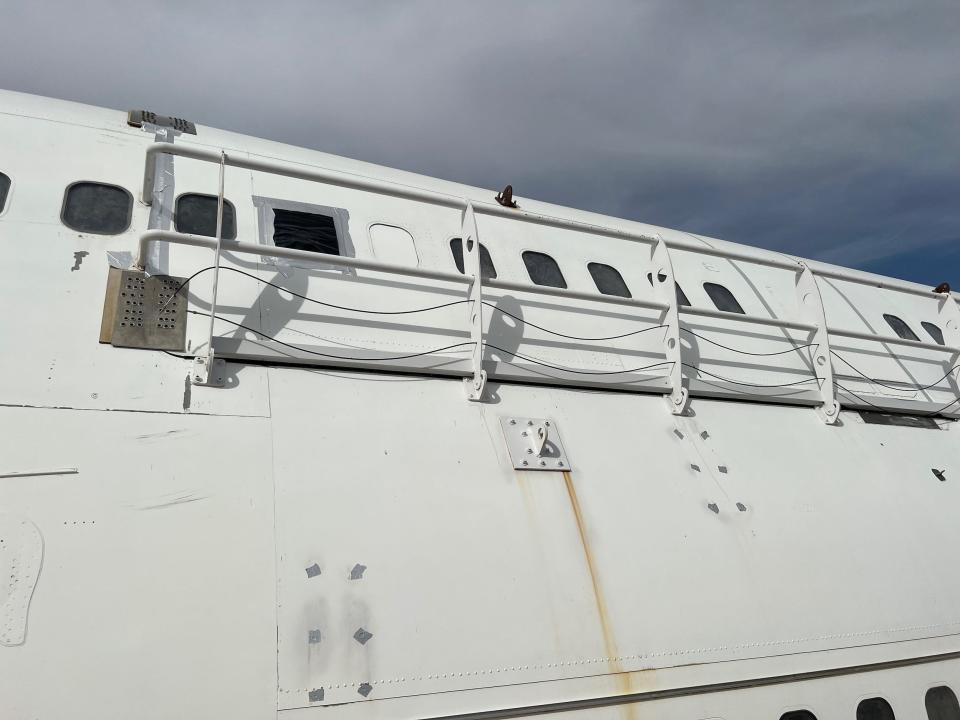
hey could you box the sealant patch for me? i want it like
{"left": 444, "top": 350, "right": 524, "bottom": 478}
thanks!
{"left": 308, "top": 688, "right": 324, "bottom": 703}
{"left": 353, "top": 627, "right": 373, "bottom": 645}
{"left": 350, "top": 563, "right": 367, "bottom": 580}
{"left": 358, "top": 683, "right": 373, "bottom": 697}
{"left": 0, "top": 515, "right": 44, "bottom": 646}
{"left": 305, "top": 563, "right": 321, "bottom": 578}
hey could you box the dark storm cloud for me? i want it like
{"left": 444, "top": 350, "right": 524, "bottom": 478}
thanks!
{"left": 2, "top": 0, "right": 958, "bottom": 283}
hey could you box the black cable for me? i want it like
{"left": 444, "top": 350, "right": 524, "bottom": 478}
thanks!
{"left": 833, "top": 379, "right": 960, "bottom": 418}
{"left": 482, "top": 303, "right": 667, "bottom": 341}
{"left": 682, "top": 363, "right": 822, "bottom": 389}
{"left": 192, "top": 310, "right": 674, "bottom": 377}
{"left": 187, "top": 310, "right": 475, "bottom": 361}
{"left": 830, "top": 349, "right": 960, "bottom": 392}
{"left": 170, "top": 264, "right": 668, "bottom": 341}
{"left": 484, "top": 343, "right": 673, "bottom": 376}
{"left": 680, "top": 328, "right": 817, "bottom": 357}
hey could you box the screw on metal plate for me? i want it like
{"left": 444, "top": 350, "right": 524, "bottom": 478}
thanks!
{"left": 500, "top": 417, "right": 569, "bottom": 471}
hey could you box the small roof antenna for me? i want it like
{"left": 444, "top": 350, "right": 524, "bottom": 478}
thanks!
{"left": 495, "top": 185, "right": 518, "bottom": 209}
{"left": 934, "top": 282, "right": 951, "bottom": 294}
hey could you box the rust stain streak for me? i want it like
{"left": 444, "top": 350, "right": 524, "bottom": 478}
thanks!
{"left": 562, "top": 471, "right": 637, "bottom": 720}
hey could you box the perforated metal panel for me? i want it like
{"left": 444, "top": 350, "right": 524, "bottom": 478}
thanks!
{"left": 106, "top": 270, "right": 188, "bottom": 351}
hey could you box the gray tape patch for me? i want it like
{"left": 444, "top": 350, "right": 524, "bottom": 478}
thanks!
{"left": 308, "top": 688, "right": 324, "bottom": 703}
{"left": 308, "top": 629, "right": 322, "bottom": 644}
{"left": 353, "top": 627, "right": 373, "bottom": 645}
{"left": 358, "top": 683, "right": 372, "bottom": 697}
{"left": 305, "top": 563, "right": 321, "bottom": 578}
{"left": 350, "top": 563, "right": 367, "bottom": 580}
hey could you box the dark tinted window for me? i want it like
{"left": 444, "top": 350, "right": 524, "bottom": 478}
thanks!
{"left": 703, "top": 282, "right": 744, "bottom": 314}
{"left": 0, "top": 172, "right": 9, "bottom": 213}
{"left": 273, "top": 208, "right": 339, "bottom": 254}
{"left": 922, "top": 321, "right": 945, "bottom": 346}
{"left": 523, "top": 251, "right": 566, "bottom": 288}
{"left": 62, "top": 182, "right": 132, "bottom": 234}
{"left": 175, "top": 194, "right": 236, "bottom": 240}
{"left": 676, "top": 283, "right": 691, "bottom": 307}
{"left": 927, "top": 686, "right": 960, "bottom": 720}
{"left": 779, "top": 712, "right": 817, "bottom": 720}
{"left": 450, "top": 238, "right": 497, "bottom": 280}
{"left": 883, "top": 314, "right": 920, "bottom": 341}
{"left": 857, "top": 697, "right": 895, "bottom": 720}
{"left": 588, "top": 263, "right": 631, "bottom": 298}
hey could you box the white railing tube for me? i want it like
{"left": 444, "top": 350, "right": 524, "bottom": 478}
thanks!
{"left": 827, "top": 327, "right": 960, "bottom": 354}
{"left": 135, "top": 230, "right": 471, "bottom": 285}
{"left": 679, "top": 305, "right": 818, "bottom": 333}
{"left": 485, "top": 278, "right": 669, "bottom": 312}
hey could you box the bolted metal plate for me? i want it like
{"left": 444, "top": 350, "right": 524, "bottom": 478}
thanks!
{"left": 108, "top": 270, "right": 188, "bottom": 351}
{"left": 500, "top": 417, "right": 569, "bottom": 471}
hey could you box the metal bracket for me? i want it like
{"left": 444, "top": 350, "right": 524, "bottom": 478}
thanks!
{"left": 796, "top": 262, "right": 839, "bottom": 424}
{"left": 192, "top": 352, "right": 226, "bottom": 387}
{"left": 462, "top": 202, "right": 487, "bottom": 401}
{"left": 651, "top": 236, "right": 688, "bottom": 415}
{"left": 500, "top": 417, "right": 569, "bottom": 470}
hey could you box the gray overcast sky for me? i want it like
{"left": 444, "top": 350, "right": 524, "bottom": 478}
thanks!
{"left": 2, "top": 1, "right": 959, "bottom": 284}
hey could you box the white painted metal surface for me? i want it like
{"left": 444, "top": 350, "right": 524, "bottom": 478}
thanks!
{"left": 1, "top": 89, "right": 960, "bottom": 720}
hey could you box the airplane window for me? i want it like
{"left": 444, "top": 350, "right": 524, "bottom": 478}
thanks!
{"left": 61, "top": 181, "right": 132, "bottom": 235}
{"left": 0, "top": 172, "right": 9, "bottom": 213}
{"left": 450, "top": 238, "right": 497, "bottom": 280}
{"left": 779, "top": 711, "right": 817, "bottom": 720}
{"left": 703, "top": 282, "right": 745, "bottom": 314}
{"left": 926, "top": 686, "right": 960, "bottom": 720}
{"left": 588, "top": 263, "right": 631, "bottom": 298}
{"left": 273, "top": 208, "right": 339, "bottom": 254}
{"left": 857, "top": 697, "right": 895, "bottom": 720}
{"left": 676, "top": 283, "right": 691, "bottom": 307}
{"left": 883, "top": 314, "right": 920, "bottom": 342}
{"left": 175, "top": 194, "right": 237, "bottom": 240}
{"left": 523, "top": 251, "right": 566, "bottom": 288}
{"left": 922, "top": 321, "right": 946, "bottom": 346}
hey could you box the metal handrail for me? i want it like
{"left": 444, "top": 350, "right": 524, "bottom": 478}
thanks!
{"left": 138, "top": 143, "right": 960, "bottom": 413}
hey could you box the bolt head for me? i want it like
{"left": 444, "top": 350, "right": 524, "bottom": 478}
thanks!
{"left": 539, "top": 460, "right": 546, "bottom": 466}
{"left": 509, "top": 419, "right": 516, "bottom": 425}
{"left": 526, "top": 448, "right": 533, "bottom": 454}
{"left": 557, "top": 460, "right": 564, "bottom": 467}
{"left": 527, "top": 420, "right": 534, "bottom": 426}
{"left": 521, "top": 460, "right": 528, "bottom": 466}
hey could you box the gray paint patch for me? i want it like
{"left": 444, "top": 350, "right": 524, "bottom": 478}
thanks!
{"left": 707, "top": 503, "right": 719, "bottom": 514}
{"left": 358, "top": 683, "right": 373, "bottom": 697}
{"left": 308, "top": 688, "right": 324, "bottom": 703}
{"left": 690, "top": 463, "right": 700, "bottom": 472}
{"left": 736, "top": 502, "right": 747, "bottom": 512}
{"left": 718, "top": 465, "right": 728, "bottom": 474}
{"left": 700, "top": 430, "right": 709, "bottom": 439}
{"left": 308, "top": 629, "right": 322, "bottom": 644}
{"left": 182, "top": 374, "right": 191, "bottom": 411}
{"left": 673, "top": 429, "right": 684, "bottom": 439}
{"left": 305, "top": 563, "right": 321, "bottom": 578}
{"left": 350, "top": 563, "right": 367, "bottom": 580}
{"left": 353, "top": 627, "right": 373, "bottom": 644}
{"left": 71, "top": 250, "right": 88, "bottom": 271}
